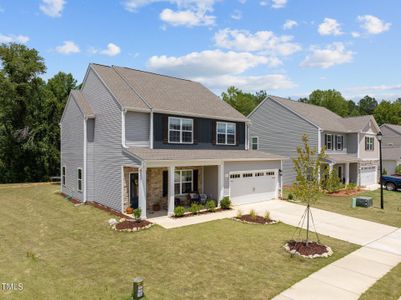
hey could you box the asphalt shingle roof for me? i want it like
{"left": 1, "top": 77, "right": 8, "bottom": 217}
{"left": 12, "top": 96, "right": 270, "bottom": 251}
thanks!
{"left": 381, "top": 124, "right": 401, "bottom": 135}
{"left": 70, "top": 90, "right": 95, "bottom": 118}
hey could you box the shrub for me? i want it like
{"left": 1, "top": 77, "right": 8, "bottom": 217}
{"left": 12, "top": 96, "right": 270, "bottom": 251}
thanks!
{"left": 249, "top": 209, "right": 257, "bottom": 220}
{"left": 189, "top": 203, "right": 202, "bottom": 215}
{"left": 220, "top": 197, "right": 231, "bottom": 209}
{"left": 236, "top": 210, "right": 242, "bottom": 218}
{"left": 395, "top": 165, "right": 401, "bottom": 175}
{"left": 383, "top": 168, "right": 387, "bottom": 176}
{"left": 263, "top": 211, "right": 270, "bottom": 221}
{"left": 174, "top": 206, "right": 185, "bottom": 217}
{"left": 206, "top": 200, "right": 216, "bottom": 212}
{"left": 133, "top": 208, "right": 142, "bottom": 220}
{"left": 288, "top": 193, "right": 294, "bottom": 200}
{"left": 323, "top": 170, "right": 342, "bottom": 193}
{"left": 346, "top": 183, "right": 357, "bottom": 191}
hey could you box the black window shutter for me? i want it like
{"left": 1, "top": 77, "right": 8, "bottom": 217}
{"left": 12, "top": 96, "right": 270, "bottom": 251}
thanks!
{"left": 193, "top": 119, "right": 199, "bottom": 144}
{"left": 236, "top": 123, "right": 240, "bottom": 145}
{"left": 372, "top": 138, "right": 374, "bottom": 151}
{"left": 162, "top": 171, "right": 168, "bottom": 197}
{"left": 163, "top": 115, "right": 168, "bottom": 144}
{"left": 211, "top": 120, "right": 216, "bottom": 145}
{"left": 365, "top": 137, "right": 368, "bottom": 150}
{"left": 193, "top": 169, "right": 199, "bottom": 192}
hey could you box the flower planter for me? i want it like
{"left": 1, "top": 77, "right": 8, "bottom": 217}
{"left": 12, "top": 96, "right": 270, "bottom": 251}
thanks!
{"left": 126, "top": 207, "right": 133, "bottom": 214}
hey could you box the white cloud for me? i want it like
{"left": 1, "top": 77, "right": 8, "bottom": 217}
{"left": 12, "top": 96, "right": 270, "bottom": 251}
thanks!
{"left": 283, "top": 19, "right": 298, "bottom": 30}
{"left": 0, "top": 34, "right": 30, "bottom": 44}
{"left": 214, "top": 28, "right": 301, "bottom": 57}
{"left": 231, "top": 10, "right": 242, "bottom": 20}
{"left": 300, "top": 42, "right": 353, "bottom": 69}
{"left": 318, "top": 18, "right": 343, "bottom": 36}
{"left": 347, "top": 84, "right": 401, "bottom": 93}
{"left": 272, "top": 0, "right": 287, "bottom": 9}
{"left": 259, "top": 1, "right": 268, "bottom": 6}
{"left": 123, "top": 0, "right": 217, "bottom": 27}
{"left": 357, "top": 15, "right": 391, "bottom": 35}
{"left": 160, "top": 8, "right": 215, "bottom": 26}
{"left": 40, "top": 0, "right": 65, "bottom": 17}
{"left": 351, "top": 31, "right": 360, "bottom": 38}
{"left": 55, "top": 41, "right": 80, "bottom": 54}
{"left": 194, "top": 74, "right": 296, "bottom": 91}
{"left": 89, "top": 43, "right": 121, "bottom": 56}
{"left": 148, "top": 50, "right": 279, "bottom": 77}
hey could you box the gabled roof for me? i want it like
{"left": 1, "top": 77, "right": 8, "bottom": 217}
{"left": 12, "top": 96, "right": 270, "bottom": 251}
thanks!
{"left": 125, "top": 147, "right": 287, "bottom": 162}
{"left": 325, "top": 154, "right": 360, "bottom": 164}
{"left": 70, "top": 90, "right": 95, "bottom": 119}
{"left": 264, "top": 96, "right": 379, "bottom": 133}
{"left": 382, "top": 146, "right": 401, "bottom": 161}
{"left": 89, "top": 64, "right": 248, "bottom": 122}
{"left": 381, "top": 124, "right": 401, "bottom": 135}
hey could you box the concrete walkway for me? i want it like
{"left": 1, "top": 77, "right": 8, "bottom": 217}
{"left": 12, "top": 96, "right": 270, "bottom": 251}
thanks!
{"left": 150, "top": 200, "right": 401, "bottom": 299}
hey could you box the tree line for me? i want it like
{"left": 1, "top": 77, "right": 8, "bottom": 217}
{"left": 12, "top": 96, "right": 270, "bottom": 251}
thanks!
{"left": 222, "top": 87, "right": 401, "bottom": 125}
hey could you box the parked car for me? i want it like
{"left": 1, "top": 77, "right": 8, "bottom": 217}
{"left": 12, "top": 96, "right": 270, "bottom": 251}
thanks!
{"left": 382, "top": 175, "right": 401, "bottom": 191}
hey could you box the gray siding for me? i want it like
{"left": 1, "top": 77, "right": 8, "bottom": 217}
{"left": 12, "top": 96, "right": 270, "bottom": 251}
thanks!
{"left": 249, "top": 99, "right": 319, "bottom": 185}
{"left": 347, "top": 133, "right": 358, "bottom": 154}
{"left": 204, "top": 165, "right": 218, "bottom": 200}
{"left": 359, "top": 132, "right": 379, "bottom": 160}
{"left": 381, "top": 126, "right": 401, "bottom": 147}
{"left": 81, "top": 69, "right": 140, "bottom": 211}
{"left": 86, "top": 119, "right": 95, "bottom": 200}
{"left": 223, "top": 160, "right": 281, "bottom": 195}
{"left": 125, "top": 111, "right": 150, "bottom": 146}
{"left": 61, "top": 98, "right": 84, "bottom": 201}
{"left": 320, "top": 131, "right": 348, "bottom": 154}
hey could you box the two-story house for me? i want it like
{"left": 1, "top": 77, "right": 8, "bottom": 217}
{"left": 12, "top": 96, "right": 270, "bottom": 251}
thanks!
{"left": 380, "top": 124, "right": 401, "bottom": 174}
{"left": 249, "top": 96, "right": 380, "bottom": 188}
{"left": 60, "top": 64, "right": 286, "bottom": 218}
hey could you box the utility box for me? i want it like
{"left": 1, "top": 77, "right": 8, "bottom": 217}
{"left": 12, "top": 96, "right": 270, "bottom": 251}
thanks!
{"left": 353, "top": 197, "right": 373, "bottom": 208}
{"left": 132, "top": 277, "right": 144, "bottom": 300}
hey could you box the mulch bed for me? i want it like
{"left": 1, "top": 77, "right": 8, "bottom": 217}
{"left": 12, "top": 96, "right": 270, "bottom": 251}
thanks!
{"left": 233, "top": 214, "right": 278, "bottom": 225}
{"left": 328, "top": 189, "right": 361, "bottom": 197}
{"left": 284, "top": 240, "right": 333, "bottom": 258}
{"left": 173, "top": 208, "right": 230, "bottom": 218}
{"left": 113, "top": 219, "right": 153, "bottom": 232}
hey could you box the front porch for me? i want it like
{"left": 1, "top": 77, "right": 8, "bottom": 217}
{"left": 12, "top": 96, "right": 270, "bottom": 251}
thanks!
{"left": 122, "top": 163, "right": 224, "bottom": 218}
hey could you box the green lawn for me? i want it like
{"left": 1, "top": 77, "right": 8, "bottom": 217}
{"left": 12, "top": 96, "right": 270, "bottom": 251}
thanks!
{"left": 360, "top": 263, "right": 401, "bottom": 300}
{"left": 0, "top": 184, "right": 358, "bottom": 299}
{"left": 284, "top": 188, "right": 401, "bottom": 228}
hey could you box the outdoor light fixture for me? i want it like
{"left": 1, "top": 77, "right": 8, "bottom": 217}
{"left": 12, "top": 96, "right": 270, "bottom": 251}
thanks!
{"left": 377, "top": 132, "right": 384, "bottom": 209}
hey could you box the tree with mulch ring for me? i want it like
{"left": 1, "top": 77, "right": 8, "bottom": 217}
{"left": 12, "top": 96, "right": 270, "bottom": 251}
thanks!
{"left": 284, "top": 135, "right": 332, "bottom": 259}
{"left": 112, "top": 208, "right": 153, "bottom": 232}
{"left": 233, "top": 209, "right": 278, "bottom": 225}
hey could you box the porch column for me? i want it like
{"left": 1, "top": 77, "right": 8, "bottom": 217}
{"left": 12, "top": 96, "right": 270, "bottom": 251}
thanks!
{"left": 217, "top": 163, "right": 224, "bottom": 206}
{"left": 329, "top": 163, "right": 334, "bottom": 172}
{"left": 167, "top": 166, "right": 175, "bottom": 216}
{"left": 345, "top": 163, "right": 350, "bottom": 185}
{"left": 138, "top": 166, "right": 147, "bottom": 219}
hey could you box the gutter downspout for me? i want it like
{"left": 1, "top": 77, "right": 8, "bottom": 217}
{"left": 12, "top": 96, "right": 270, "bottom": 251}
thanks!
{"left": 317, "top": 128, "right": 322, "bottom": 182}
{"left": 83, "top": 118, "right": 87, "bottom": 202}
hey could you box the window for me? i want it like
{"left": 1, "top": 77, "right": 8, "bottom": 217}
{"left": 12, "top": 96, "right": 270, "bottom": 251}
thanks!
{"left": 251, "top": 136, "right": 258, "bottom": 150}
{"left": 62, "top": 166, "right": 66, "bottom": 186}
{"left": 266, "top": 171, "right": 275, "bottom": 176}
{"left": 242, "top": 173, "right": 253, "bottom": 178}
{"left": 324, "top": 134, "right": 333, "bottom": 150}
{"left": 335, "top": 135, "right": 344, "bottom": 151}
{"left": 174, "top": 170, "right": 193, "bottom": 195}
{"left": 216, "top": 122, "right": 236, "bottom": 145}
{"left": 77, "top": 168, "right": 82, "bottom": 192}
{"left": 230, "top": 174, "right": 241, "bottom": 179}
{"left": 255, "top": 172, "right": 264, "bottom": 177}
{"left": 168, "top": 117, "right": 193, "bottom": 144}
{"left": 365, "top": 136, "right": 375, "bottom": 151}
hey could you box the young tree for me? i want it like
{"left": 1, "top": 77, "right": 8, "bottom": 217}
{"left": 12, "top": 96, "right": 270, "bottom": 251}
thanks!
{"left": 292, "top": 135, "right": 327, "bottom": 243}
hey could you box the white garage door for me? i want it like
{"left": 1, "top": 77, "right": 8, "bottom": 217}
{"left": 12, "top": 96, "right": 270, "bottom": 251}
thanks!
{"left": 360, "top": 166, "right": 377, "bottom": 187}
{"left": 229, "top": 169, "right": 278, "bottom": 205}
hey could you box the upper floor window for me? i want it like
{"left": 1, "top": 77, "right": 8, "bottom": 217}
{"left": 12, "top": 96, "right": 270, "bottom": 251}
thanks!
{"left": 365, "top": 136, "right": 375, "bottom": 151}
{"left": 251, "top": 136, "right": 258, "bottom": 150}
{"left": 168, "top": 117, "right": 193, "bottom": 144}
{"left": 324, "top": 134, "right": 333, "bottom": 150}
{"left": 62, "top": 166, "right": 66, "bottom": 186}
{"left": 77, "top": 168, "right": 82, "bottom": 192}
{"left": 217, "top": 122, "right": 236, "bottom": 145}
{"left": 335, "top": 135, "right": 344, "bottom": 151}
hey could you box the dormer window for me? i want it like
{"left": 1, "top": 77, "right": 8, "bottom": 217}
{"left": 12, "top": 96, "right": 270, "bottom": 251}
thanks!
{"left": 216, "top": 122, "right": 236, "bottom": 145}
{"left": 168, "top": 117, "right": 193, "bottom": 144}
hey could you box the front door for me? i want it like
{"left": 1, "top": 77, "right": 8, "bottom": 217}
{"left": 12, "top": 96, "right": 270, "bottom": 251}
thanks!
{"left": 130, "top": 173, "right": 139, "bottom": 209}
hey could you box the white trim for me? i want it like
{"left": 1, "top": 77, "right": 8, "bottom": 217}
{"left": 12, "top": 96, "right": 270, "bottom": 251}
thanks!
{"left": 168, "top": 116, "right": 194, "bottom": 144}
{"left": 83, "top": 119, "right": 87, "bottom": 202}
{"left": 168, "top": 165, "right": 175, "bottom": 216}
{"left": 217, "top": 163, "right": 224, "bottom": 204}
{"left": 77, "top": 167, "right": 83, "bottom": 192}
{"left": 138, "top": 165, "right": 147, "bottom": 219}
{"left": 120, "top": 166, "right": 124, "bottom": 213}
{"left": 216, "top": 122, "right": 236, "bottom": 145}
{"left": 150, "top": 110, "right": 154, "bottom": 149}
{"left": 324, "top": 133, "right": 334, "bottom": 151}
{"left": 250, "top": 136, "right": 259, "bottom": 150}
{"left": 317, "top": 128, "right": 322, "bottom": 153}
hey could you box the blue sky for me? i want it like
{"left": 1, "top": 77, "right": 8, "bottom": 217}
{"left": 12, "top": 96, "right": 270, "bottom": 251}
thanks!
{"left": 1, "top": 0, "right": 400, "bottom": 100}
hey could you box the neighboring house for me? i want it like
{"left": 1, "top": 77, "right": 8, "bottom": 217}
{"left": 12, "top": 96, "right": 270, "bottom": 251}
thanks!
{"left": 380, "top": 124, "right": 401, "bottom": 174}
{"left": 249, "top": 96, "right": 380, "bottom": 188}
{"left": 60, "top": 64, "right": 286, "bottom": 218}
